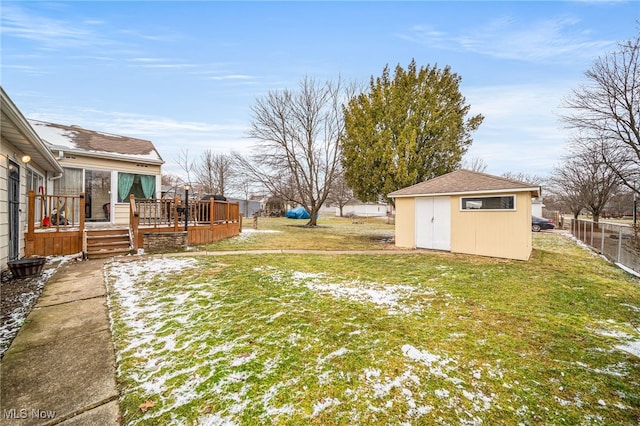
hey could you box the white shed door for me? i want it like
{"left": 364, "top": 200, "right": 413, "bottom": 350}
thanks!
{"left": 415, "top": 196, "right": 451, "bottom": 250}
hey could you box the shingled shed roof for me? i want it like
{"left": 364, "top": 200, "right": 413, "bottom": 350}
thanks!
{"left": 28, "top": 119, "right": 164, "bottom": 165}
{"left": 388, "top": 169, "right": 540, "bottom": 198}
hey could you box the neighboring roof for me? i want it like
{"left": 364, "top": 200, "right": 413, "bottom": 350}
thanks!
{"left": 388, "top": 169, "right": 541, "bottom": 198}
{"left": 29, "top": 119, "right": 164, "bottom": 165}
{"left": 1, "top": 87, "right": 64, "bottom": 174}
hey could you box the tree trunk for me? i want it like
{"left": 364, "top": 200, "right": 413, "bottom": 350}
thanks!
{"left": 306, "top": 206, "right": 320, "bottom": 227}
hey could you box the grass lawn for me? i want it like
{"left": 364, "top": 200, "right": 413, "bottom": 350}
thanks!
{"left": 105, "top": 217, "right": 640, "bottom": 425}
{"left": 198, "top": 216, "right": 397, "bottom": 251}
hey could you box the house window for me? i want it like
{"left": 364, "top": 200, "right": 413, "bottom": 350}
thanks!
{"left": 26, "top": 168, "right": 45, "bottom": 194}
{"left": 26, "top": 168, "right": 45, "bottom": 223}
{"left": 85, "top": 170, "right": 111, "bottom": 222}
{"left": 461, "top": 195, "right": 515, "bottom": 211}
{"left": 54, "top": 167, "right": 83, "bottom": 196}
{"left": 118, "top": 173, "right": 156, "bottom": 202}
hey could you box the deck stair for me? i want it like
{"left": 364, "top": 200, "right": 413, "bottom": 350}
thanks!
{"left": 85, "top": 228, "right": 132, "bottom": 259}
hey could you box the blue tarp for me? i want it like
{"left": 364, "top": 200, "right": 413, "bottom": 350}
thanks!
{"left": 285, "top": 206, "right": 311, "bottom": 219}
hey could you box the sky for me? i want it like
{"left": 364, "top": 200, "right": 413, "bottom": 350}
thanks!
{"left": 1, "top": 1, "right": 639, "bottom": 181}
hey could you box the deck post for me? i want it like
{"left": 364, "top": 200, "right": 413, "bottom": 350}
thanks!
{"left": 173, "top": 196, "right": 180, "bottom": 231}
{"left": 25, "top": 190, "right": 36, "bottom": 256}
{"left": 210, "top": 198, "right": 215, "bottom": 230}
{"left": 129, "top": 194, "right": 140, "bottom": 251}
{"left": 79, "top": 192, "right": 86, "bottom": 253}
{"left": 79, "top": 192, "right": 85, "bottom": 232}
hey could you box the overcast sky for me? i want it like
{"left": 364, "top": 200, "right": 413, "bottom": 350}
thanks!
{"left": 2, "top": 1, "right": 638, "bottom": 179}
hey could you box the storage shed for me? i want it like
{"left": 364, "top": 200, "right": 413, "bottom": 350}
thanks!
{"left": 388, "top": 169, "right": 541, "bottom": 261}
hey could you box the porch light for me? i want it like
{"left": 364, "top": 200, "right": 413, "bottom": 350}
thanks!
{"left": 21, "top": 155, "right": 31, "bottom": 164}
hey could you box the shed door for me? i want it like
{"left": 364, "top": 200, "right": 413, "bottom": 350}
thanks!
{"left": 415, "top": 196, "right": 450, "bottom": 250}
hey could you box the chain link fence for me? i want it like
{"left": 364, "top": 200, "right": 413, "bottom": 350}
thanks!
{"left": 570, "top": 219, "right": 640, "bottom": 275}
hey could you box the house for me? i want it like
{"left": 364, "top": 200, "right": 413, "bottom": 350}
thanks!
{"left": 532, "top": 197, "right": 544, "bottom": 217}
{"left": 1, "top": 87, "right": 65, "bottom": 271}
{"left": 388, "top": 169, "right": 541, "bottom": 261}
{"left": 226, "top": 197, "right": 261, "bottom": 218}
{"left": 335, "top": 199, "right": 389, "bottom": 218}
{"left": 28, "top": 120, "right": 164, "bottom": 226}
{"left": 1, "top": 87, "right": 241, "bottom": 269}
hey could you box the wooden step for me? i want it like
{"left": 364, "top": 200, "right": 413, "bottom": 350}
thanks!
{"left": 86, "top": 248, "right": 132, "bottom": 259}
{"left": 85, "top": 228, "right": 132, "bottom": 259}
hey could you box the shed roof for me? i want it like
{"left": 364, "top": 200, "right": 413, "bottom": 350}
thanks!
{"left": 29, "top": 119, "right": 164, "bottom": 165}
{"left": 388, "top": 169, "right": 541, "bottom": 198}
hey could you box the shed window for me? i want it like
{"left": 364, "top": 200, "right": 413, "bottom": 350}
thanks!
{"left": 461, "top": 195, "right": 515, "bottom": 211}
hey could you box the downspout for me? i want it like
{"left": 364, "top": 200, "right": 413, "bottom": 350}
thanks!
{"left": 49, "top": 151, "right": 65, "bottom": 181}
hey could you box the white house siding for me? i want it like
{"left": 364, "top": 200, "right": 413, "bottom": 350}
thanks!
{"left": 0, "top": 140, "right": 9, "bottom": 268}
{"left": 336, "top": 203, "right": 388, "bottom": 217}
{"left": 0, "top": 136, "right": 32, "bottom": 268}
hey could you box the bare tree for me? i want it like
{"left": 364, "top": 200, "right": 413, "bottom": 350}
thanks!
{"left": 548, "top": 146, "right": 619, "bottom": 222}
{"left": 234, "top": 76, "right": 348, "bottom": 226}
{"left": 161, "top": 173, "right": 181, "bottom": 199}
{"left": 548, "top": 162, "right": 588, "bottom": 220}
{"left": 176, "top": 148, "right": 195, "bottom": 187}
{"left": 501, "top": 171, "right": 546, "bottom": 185}
{"left": 462, "top": 156, "right": 488, "bottom": 173}
{"left": 326, "top": 166, "right": 354, "bottom": 217}
{"left": 562, "top": 31, "right": 640, "bottom": 194}
{"left": 194, "top": 150, "right": 234, "bottom": 196}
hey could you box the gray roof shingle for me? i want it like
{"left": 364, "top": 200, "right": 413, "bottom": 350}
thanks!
{"left": 388, "top": 169, "right": 540, "bottom": 198}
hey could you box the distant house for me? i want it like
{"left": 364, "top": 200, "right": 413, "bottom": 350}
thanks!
{"left": 226, "top": 197, "right": 261, "bottom": 218}
{"left": 389, "top": 169, "right": 541, "bottom": 261}
{"left": 336, "top": 199, "right": 389, "bottom": 218}
{"left": 1, "top": 87, "right": 64, "bottom": 270}
{"left": 532, "top": 197, "right": 544, "bottom": 217}
{"left": 29, "top": 120, "right": 164, "bottom": 226}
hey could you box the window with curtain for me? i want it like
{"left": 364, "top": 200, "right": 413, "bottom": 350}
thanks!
{"left": 118, "top": 173, "right": 156, "bottom": 201}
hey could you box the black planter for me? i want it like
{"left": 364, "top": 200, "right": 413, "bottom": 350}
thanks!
{"left": 8, "top": 257, "right": 46, "bottom": 278}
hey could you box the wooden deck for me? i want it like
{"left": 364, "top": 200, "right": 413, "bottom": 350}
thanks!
{"left": 25, "top": 191, "right": 241, "bottom": 258}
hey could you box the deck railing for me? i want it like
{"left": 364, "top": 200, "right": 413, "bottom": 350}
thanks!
{"left": 25, "top": 191, "right": 241, "bottom": 257}
{"left": 29, "top": 192, "right": 85, "bottom": 230}
{"left": 129, "top": 195, "right": 241, "bottom": 250}
{"left": 26, "top": 191, "right": 86, "bottom": 257}
{"left": 131, "top": 196, "right": 240, "bottom": 228}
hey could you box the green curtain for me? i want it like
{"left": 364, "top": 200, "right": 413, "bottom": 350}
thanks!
{"left": 118, "top": 173, "right": 135, "bottom": 201}
{"left": 140, "top": 175, "right": 156, "bottom": 199}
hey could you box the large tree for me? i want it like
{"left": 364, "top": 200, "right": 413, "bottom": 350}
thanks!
{"left": 234, "top": 76, "right": 347, "bottom": 226}
{"left": 562, "top": 32, "right": 640, "bottom": 194}
{"left": 341, "top": 59, "right": 484, "bottom": 204}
